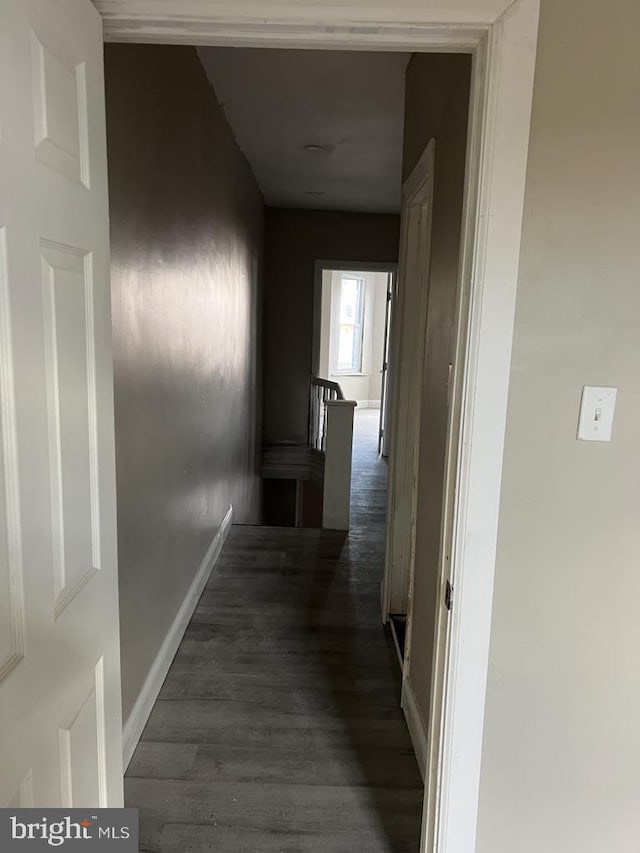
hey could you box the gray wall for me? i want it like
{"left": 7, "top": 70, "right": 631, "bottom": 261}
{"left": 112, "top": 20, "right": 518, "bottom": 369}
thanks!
{"left": 477, "top": 1, "right": 640, "bottom": 849}
{"left": 105, "top": 45, "right": 264, "bottom": 721}
{"left": 401, "top": 53, "right": 472, "bottom": 727}
{"left": 263, "top": 208, "right": 400, "bottom": 444}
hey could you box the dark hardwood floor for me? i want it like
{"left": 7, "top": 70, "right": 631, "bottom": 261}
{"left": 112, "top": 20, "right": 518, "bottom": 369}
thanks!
{"left": 126, "top": 408, "right": 423, "bottom": 852}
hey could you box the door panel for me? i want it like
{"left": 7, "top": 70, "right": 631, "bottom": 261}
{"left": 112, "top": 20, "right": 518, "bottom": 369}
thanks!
{"left": 41, "top": 241, "right": 99, "bottom": 616}
{"left": 58, "top": 659, "right": 107, "bottom": 808}
{"left": 30, "top": 18, "right": 90, "bottom": 187}
{"left": 0, "top": 0, "right": 123, "bottom": 807}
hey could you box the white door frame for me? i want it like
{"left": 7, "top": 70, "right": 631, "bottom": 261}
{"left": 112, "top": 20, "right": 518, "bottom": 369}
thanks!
{"left": 378, "top": 269, "right": 395, "bottom": 455}
{"left": 383, "top": 140, "right": 436, "bottom": 627}
{"left": 94, "top": 2, "right": 539, "bottom": 850}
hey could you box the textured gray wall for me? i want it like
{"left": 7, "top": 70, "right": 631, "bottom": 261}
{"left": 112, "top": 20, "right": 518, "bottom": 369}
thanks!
{"left": 478, "top": 1, "right": 640, "bottom": 849}
{"left": 105, "top": 44, "right": 264, "bottom": 721}
{"left": 263, "top": 207, "right": 400, "bottom": 444}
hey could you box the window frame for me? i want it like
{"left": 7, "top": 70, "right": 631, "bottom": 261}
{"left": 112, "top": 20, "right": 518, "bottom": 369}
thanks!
{"left": 332, "top": 274, "right": 366, "bottom": 376}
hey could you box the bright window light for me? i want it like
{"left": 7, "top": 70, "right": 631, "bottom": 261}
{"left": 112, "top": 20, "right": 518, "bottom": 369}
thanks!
{"left": 335, "top": 276, "right": 365, "bottom": 373}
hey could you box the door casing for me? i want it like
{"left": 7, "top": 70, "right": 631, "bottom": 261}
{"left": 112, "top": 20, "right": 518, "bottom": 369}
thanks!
{"left": 94, "top": 2, "right": 540, "bottom": 850}
{"left": 378, "top": 271, "right": 394, "bottom": 456}
{"left": 383, "top": 141, "right": 435, "bottom": 628}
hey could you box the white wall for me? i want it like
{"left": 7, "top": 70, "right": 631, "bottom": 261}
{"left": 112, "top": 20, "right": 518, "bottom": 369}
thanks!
{"left": 369, "top": 273, "right": 389, "bottom": 404}
{"left": 318, "top": 268, "right": 333, "bottom": 379}
{"left": 476, "top": 1, "right": 640, "bottom": 850}
{"left": 319, "top": 269, "right": 388, "bottom": 405}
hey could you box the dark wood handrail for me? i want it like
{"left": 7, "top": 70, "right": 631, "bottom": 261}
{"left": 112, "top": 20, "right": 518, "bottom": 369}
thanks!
{"left": 310, "top": 376, "right": 344, "bottom": 400}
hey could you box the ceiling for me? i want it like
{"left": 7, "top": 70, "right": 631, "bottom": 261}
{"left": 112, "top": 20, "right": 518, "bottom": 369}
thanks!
{"left": 197, "top": 47, "right": 410, "bottom": 214}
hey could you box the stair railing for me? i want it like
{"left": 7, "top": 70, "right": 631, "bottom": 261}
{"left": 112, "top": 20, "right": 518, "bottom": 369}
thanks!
{"left": 308, "top": 376, "right": 356, "bottom": 530}
{"left": 309, "top": 376, "right": 344, "bottom": 451}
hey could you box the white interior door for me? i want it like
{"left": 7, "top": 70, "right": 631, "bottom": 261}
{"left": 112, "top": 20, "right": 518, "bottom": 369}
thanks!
{"left": 0, "top": 0, "right": 123, "bottom": 807}
{"left": 383, "top": 141, "right": 435, "bottom": 622}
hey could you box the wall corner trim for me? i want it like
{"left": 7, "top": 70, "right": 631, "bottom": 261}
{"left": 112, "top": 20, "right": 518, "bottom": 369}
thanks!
{"left": 122, "top": 504, "right": 234, "bottom": 769}
{"left": 401, "top": 677, "right": 429, "bottom": 781}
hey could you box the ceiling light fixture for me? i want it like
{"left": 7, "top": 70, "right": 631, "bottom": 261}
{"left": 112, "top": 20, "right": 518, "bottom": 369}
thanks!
{"left": 306, "top": 191, "right": 324, "bottom": 197}
{"left": 303, "top": 143, "right": 327, "bottom": 152}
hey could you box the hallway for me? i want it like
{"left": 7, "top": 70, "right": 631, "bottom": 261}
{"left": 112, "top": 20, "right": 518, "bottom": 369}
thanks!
{"left": 126, "top": 407, "right": 423, "bottom": 852}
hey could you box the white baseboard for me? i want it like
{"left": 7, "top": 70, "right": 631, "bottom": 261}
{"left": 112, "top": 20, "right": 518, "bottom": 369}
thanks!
{"left": 355, "top": 400, "right": 381, "bottom": 409}
{"left": 122, "top": 505, "right": 233, "bottom": 769}
{"left": 401, "top": 677, "right": 428, "bottom": 780}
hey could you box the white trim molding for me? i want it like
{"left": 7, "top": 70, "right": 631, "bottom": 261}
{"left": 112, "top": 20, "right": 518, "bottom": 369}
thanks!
{"left": 92, "top": 2, "right": 540, "bottom": 850}
{"left": 436, "top": 5, "right": 540, "bottom": 853}
{"left": 401, "top": 677, "right": 429, "bottom": 781}
{"left": 122, "top": 505, "right": 233, "bottom": 769}
{"left": 95, "top": 2, "right": 493, "bottom": 47}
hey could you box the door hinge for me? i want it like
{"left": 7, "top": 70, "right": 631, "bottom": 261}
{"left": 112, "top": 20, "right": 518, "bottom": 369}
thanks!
{"left": 387, "top": 290, "right": 392, "bottom": 302}
{"left": 445, "top": 580, "right": 453, "bottom": 611}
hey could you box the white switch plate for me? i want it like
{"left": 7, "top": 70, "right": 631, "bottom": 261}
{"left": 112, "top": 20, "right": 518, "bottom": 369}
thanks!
{"left": 577, "top": 386, "right": 617, "bottom": 442}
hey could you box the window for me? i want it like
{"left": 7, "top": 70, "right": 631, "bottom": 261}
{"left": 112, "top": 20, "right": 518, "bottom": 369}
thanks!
{"left": 335, "top": 276, "right": 365, "bottom": 374}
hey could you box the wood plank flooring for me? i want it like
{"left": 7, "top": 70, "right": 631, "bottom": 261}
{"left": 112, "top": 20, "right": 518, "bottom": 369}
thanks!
{"left": 125, "top": 408, "right": 423, "bottom": 852}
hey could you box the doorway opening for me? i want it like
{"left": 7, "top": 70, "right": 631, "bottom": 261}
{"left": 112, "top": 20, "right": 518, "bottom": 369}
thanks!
{"left": 313, "top": 262, "right": 396, "bottom": 459}
{"left": 110, "top": 43, "right": 462, "bottom": 851}
{"left": 0, "top": 2, "right": 539, "bottom": 851}
{"left": 310, "top": 261, "right": 397, "bottom": 551}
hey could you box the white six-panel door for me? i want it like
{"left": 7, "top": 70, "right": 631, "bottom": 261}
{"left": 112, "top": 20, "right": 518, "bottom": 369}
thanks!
{"left": 0, "top": 0, "right": 123, "bottom": 807}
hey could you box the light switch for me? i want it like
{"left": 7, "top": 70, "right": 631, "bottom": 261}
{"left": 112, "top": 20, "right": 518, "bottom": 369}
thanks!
{"left": 577, "top": 386, "right": 617, "bottom": 442}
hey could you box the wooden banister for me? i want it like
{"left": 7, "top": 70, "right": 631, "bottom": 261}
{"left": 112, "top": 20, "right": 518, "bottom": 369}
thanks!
{"left": 309, "top": 376, "right": 345, "bottom": 451}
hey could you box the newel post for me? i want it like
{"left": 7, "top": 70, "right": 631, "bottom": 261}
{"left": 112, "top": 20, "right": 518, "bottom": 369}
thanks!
{"left": 322, "top": 400, "right": 357, "bottom": 531}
